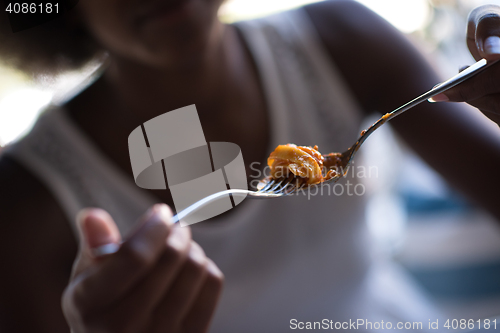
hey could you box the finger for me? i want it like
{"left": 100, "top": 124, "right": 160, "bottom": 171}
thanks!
{"left": 109, "top": 225, "right": 192, "bottom": 328}
{"left": 467, "top": 5, "right": 500, "bottom": 61}
{"left": 479, "top": 109, "right": 500, "bottom": 126}
{"left": 182, "top": 259, "right": 224, "bottom": 333}
{"left": 483, "top": 36, "right": 500, "bottom": 61}
{"left": 464, "top": 93, "right": 500, "bottom": 116}
{"left": 88, "top": 229, "right": 192, "bottom": 333}
{"left": 72, "top": 208, "right": 122, "bottom": 278}
{"left": 431, "top": 62, "right": 500, "bottom": 103}
{"left": 469, "top": 95, "right": 500, "bottom": 126}
{"left": 149, "top": 241, "right": 209, "bottom": 333}
{"left": 467, "top": 6, "right": 491, "bottom": 60}
{"left": 73, "top": 204, "right": 174, "bottom": 310}
{"left": 467, "top": 36, "right": 482, "bottom": 61}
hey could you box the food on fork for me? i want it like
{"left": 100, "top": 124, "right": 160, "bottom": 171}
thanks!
{"left": 267, "top": 144, "right": 342, "bottom": 185}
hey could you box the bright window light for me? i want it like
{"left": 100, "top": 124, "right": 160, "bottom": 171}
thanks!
{"left": 0, "top": 89, "right": 53, "bottom": 145}
{"left": 221, "top": 0, "right": 431, "bottom": 34}
{"left": 220, "top": 0, "right": 324, "bottom": 21}
{"left": 348, "top": 0, "right": 431, "bottom": 33}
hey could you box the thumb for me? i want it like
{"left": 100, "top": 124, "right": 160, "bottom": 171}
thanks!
{"left": 483, "top": 36, "right": 500, "bottom": 61}
{"left": 468, "top": 5, "right": 500, "bottom": 60}
{"left": 476, "top": 5, "right": 500, "bottom": 61}
{"left": 71, "top": 208, "right": 122, "bottom": 278}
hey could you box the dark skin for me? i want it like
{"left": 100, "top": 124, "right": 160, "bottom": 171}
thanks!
{"left": 433, "top": 5, "right": 500, "bottom": 124}
{"left": 309, "top": 1, "right": 500, "bottom": 217}
{"left": 1, "top": 0, "right": 500, "bottom": 331}
{"left": 64, "top": 21, "right": 270, "bottom": 210}
{"left": 0, "top": 157, "right": 76, "bottom": 332}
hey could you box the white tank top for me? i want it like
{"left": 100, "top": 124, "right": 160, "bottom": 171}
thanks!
{"left": 4, "top": 7, "right": 440, "bottom": 332}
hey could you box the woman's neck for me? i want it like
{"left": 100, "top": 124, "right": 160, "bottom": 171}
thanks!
{"left": 101, "top": 22, "right": 245, "bottom": 123}
{"left": 65, "top": 20, "right": 269, "bottom": 185}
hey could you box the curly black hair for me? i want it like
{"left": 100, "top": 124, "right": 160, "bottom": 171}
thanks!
{"left": 0, "top": 0, "right": 103, "bottom": 75}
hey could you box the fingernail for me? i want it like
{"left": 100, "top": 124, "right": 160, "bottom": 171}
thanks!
{"left": 429, "top": 93, "right": 449, "bottom": 103}
{"left": 91, "top": 243, "right": 120, "bottom": 257}
{"left": 152, "top": 204, "right": 174, "bottom": 225}
{"left": 80, "top": 209, "right": 116, "bottom": 247}
{"left": 459, "top": 65, "right": 470, "bottom": 73}
{"left": 484, "top": 36, "right": 500, "bottom": 56}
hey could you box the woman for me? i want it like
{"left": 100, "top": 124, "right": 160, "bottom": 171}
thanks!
{"left": 1, "top": 1, "right": 500, "bottom": 332}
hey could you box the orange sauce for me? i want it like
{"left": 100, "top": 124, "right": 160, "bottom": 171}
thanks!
{"left": 267, "top": 144, "right": 341, "bottom": 185}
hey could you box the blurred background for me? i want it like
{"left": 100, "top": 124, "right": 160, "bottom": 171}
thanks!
{"left": 2, "top": 0, "right": 500, "bottom": 322}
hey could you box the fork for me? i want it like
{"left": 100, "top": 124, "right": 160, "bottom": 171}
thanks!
{"left": 92, "top": 176, "right": 302, "bottom": 256}
{"left": 171, "top": 174, "right": 304, "bottom": 224}
{"left": 169, "top": 58, "right": 498, "bottom": 224}
{"left": 315, "top": 58, "right": 499, "bottom": 188}
{"left": 93, "top": 58, "right": 497, "bottom": 256}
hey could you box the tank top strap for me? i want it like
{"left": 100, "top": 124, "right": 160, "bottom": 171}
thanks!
{"left": 3, "top": 105, "right": 158, "bottom": 236}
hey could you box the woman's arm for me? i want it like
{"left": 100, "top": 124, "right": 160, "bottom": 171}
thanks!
{"left": 304, "top": 0, "right": 500, "bottom": 219}
{"left": 0, "top": 154, "right": 225, "bottom": 333}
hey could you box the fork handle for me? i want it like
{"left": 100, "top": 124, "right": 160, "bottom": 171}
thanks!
{"left": 428, "top": 59, "right": 500, "bottom": 101}
{"left": 357, "top": 58, "right": 499, "bottom": 148}
{"left": 92, "top": 189, "right": 250, "bottom": 257}
{"left": 392, "top": 58, "right": 498, "bottom": 121}
{"left": 172, "top": 189, "right": 251, "bottom": 224}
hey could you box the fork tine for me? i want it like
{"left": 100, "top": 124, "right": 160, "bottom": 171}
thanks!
{"left": 258, "top": 178, "right": 275, "bottom": 192}
{"left": 285, "top": 179, "right": 307, "bottom": 196}
{"left": 258, "top": 174, "right": 310, "bottom": 195}
{"left": 282, "top": 183, "right": 296, "bottom": 195}
{"left": 266, "top": 178, "right": 286, "bottom": 193}
{"left": 257, "top": 177, "right": 285, "bottom": 194}
{"left": 285, "top": 187, "right": 297, "bottom": 196}
{"left": 275, "top": 176, "right": 295, "bottom": 194}
{"left": 281, "top": 176, "right": 294, "bottom": 189}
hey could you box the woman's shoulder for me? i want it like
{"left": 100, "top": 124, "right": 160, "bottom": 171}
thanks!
{"left": 303, "top": 0, "right": 385, "bottom": 32}
{"left": 302, "top": 0, "right": 406, "bottom": 62}
{"left": 302, "top": 0, "right": 435, "bottom": 112}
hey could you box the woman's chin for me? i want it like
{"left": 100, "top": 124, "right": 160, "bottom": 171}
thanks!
{"left": 139, "top": 20, "right": 219, "bottom": 70}
{"left": 142, "top": 33, "right": 211, "bottom": 69}
{"left": 138, "top": 0, "right": 204, "bottom": 36}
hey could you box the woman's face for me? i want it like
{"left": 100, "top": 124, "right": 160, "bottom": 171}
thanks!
{"left": 77, "top": 0, "right": 224, "bottom": 68}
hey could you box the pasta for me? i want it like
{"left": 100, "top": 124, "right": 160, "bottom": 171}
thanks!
{"left": 267, "top": 144, "right": 342, "bottom": 185}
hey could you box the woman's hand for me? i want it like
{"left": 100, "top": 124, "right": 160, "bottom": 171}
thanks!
{"left": 62, "top": 204, "right": 224, "bottom": 333}
{"left": 431, "top": 4, "right": 500, "bottom": 125}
